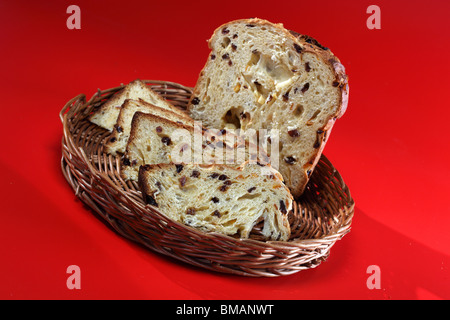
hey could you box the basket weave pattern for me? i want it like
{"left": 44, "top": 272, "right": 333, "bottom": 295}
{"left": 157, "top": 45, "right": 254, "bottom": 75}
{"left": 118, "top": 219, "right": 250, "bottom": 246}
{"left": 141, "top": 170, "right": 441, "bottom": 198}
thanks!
{"left": 60, "top": 80, "right": 355, "bottom": 277}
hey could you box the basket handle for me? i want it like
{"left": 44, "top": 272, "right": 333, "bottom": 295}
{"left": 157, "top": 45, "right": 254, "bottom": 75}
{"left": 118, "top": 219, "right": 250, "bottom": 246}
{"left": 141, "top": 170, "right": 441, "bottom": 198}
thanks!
{"left": 59, "top": 94, "right": 86, "bottom": 123}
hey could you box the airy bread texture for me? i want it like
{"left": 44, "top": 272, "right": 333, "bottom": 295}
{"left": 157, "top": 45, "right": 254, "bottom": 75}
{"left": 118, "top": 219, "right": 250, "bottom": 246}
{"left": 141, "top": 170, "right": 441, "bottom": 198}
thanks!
{"left": 187, "top": 18, "right": 349, "bottom": 197}
{"left": 122, "top": 112, "right": 269, "bottom": 181}
{"left": 90, "top": 79, "right": 188, "bottom": 131}
{"left": 138, "top": 162, "right": 292, "bottom": 241}
{"left": 105, "top": 99, "right": 194, "bottom": 155}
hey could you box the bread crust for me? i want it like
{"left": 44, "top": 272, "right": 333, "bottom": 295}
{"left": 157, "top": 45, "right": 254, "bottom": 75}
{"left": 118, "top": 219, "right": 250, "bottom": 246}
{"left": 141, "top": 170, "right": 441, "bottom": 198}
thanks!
{"left": 122, "top": 111, "right": 271, "bottom": 181}
{"left": 90, "top": 79, "right": 188, "bottom": 131}
{"left": 289, "top": 32, "right": 349, "bottom": 195}
{"left": 104, "top": 98, "right": 193, "bottom": 155}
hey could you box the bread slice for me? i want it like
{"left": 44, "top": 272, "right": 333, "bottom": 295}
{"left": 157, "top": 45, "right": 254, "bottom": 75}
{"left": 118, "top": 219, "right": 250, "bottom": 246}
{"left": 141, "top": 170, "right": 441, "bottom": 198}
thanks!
{"left": 104, "top": 99, "right": 194, "bottom": 155}
{"left": 121, "top": 112, "right": 195, "bottom": 181}
{"left": 187, "top": 18, "right": 349, "bottom": 197}
{"left": 122, "top": 112, "right": 269, "bottom": 181}
{"left": 90, "top": 79, "right": 188, "bottom": 131}
{"left": 138, "top": 162, "right": 292, "bottom": 241}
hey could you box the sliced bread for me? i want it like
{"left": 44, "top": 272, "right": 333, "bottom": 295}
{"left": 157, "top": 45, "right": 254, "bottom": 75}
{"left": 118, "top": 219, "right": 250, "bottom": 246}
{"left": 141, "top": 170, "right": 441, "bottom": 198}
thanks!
{"left": 121, "top": 112, "right": 195, "bottom": 181}
{"left": 90, "top": 79, "right": 188, "bottom": 131}
{"left": 138, "top": 162, "right": 292, "bottom": 241}
{"left": 121, "top": 112, "right": 269, "bottom": 181}
{"left": 104, "top": 99, "right": 194, "bottom": 155}
{"left": 187, "top": 18, "right": 349, "bottom": 197}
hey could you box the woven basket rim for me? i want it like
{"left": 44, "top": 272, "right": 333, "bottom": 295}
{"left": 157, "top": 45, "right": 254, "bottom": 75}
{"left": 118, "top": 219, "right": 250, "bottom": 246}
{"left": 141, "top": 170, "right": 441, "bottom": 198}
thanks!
{"left": 60, "top": 80, "right": 355, "bottom": 277}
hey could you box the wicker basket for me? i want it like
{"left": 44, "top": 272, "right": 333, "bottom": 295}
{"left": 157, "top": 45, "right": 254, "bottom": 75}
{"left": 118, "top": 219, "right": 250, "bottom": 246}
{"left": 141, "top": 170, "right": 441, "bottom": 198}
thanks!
{"left": 60, "top": 80, "right": 355, "bottom": 277}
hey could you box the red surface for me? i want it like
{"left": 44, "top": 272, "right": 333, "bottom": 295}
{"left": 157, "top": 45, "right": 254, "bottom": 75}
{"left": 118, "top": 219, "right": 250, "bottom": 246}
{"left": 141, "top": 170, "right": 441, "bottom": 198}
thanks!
{"left": 1, "top": 0, "right": 449, "bottom": 300}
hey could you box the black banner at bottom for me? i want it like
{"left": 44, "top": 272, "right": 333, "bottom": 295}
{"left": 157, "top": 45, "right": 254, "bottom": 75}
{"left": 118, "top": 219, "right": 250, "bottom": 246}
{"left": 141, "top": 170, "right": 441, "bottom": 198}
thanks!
{"left": 1, "top": 299, "right": 433, "bottom": 317}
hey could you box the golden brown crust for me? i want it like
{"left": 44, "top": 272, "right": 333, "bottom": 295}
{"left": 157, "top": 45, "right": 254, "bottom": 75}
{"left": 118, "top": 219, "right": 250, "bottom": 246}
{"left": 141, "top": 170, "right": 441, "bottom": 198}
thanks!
{"left": 128, "top": 111, "right": 195, "bottom": 143}
{"left": 88, "top": 85, "right": 127, "bottom": 123}
{"left": 105, "top": 99, "right": 193, "bottom": 154}
{"left": 287, "top": 33, "right": 348, "bottom": 196}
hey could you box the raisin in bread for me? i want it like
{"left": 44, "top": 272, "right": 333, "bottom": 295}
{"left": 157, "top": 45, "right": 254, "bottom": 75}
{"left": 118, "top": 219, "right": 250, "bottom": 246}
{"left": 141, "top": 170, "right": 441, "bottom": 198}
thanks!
{"left": 122, "top": 112, "right": 269, "bottom": 181}
{"left": 105, "top": 99, "right": 194, "bottom": 155}
{"left": 187, "top": 18, "right": 349, "bottom": 197}
{"left": 138, "top": 162, "right": 292, "bottom": 241}
{"left": 90, "top": 79, "right": 188, "bottom": 131}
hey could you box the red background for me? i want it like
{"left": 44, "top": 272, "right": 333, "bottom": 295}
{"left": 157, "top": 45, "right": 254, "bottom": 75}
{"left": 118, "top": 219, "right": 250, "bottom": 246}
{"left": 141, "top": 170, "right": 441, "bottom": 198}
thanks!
{"left": 1, "top": 0, "right": 449, "bottom": 300}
